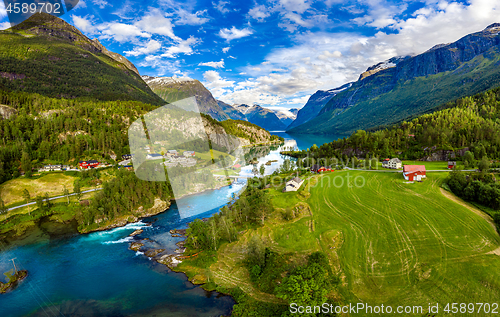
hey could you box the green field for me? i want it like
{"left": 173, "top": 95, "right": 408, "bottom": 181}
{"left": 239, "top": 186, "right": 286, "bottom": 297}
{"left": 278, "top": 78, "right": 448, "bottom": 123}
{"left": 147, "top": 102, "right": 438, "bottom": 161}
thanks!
{"left": 296, "top": 171, "right": 500, "bottom": 311}
{"left": 178, "top": 170, "right": 500, "bottom": 315}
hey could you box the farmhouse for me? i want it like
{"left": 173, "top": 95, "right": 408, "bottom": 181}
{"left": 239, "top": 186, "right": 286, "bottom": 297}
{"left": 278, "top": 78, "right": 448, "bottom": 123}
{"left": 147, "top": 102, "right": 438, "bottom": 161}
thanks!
{"left": 382, "top": 158, "right": 390, "bottom": 168}
{"left": 386, "top": 158, "right": 402, "bottom": 169}
{"left": 448, "top": 161, "right": 456, "bottom": 169}
{"left": 122, "top": 154, "right": 132, "bottom": 160}
{"left": 403, "top": 165, "right": 426, "bottom": 181}
{"left": 146, "top": 153, "right": 163, "bottom": 160}
{"left": 166, "top": 150, "right": 178, "bottom": 157}
{"left": 183, "top": 151, "right": 195, "bottom": 157}
{"left": 310, "top": 164, "right": 320, "bottom": 173}
{"left": 79, "top": 160, "right": 99, "bottom": 169}
{"left": 39, "top": 164, "right": 64, "bottom": 172}
{"left": 164, "top": 155, "right": 197, "bottom": 167}
{"left": 284, "top": 177, "right": 304, "bottom": 192}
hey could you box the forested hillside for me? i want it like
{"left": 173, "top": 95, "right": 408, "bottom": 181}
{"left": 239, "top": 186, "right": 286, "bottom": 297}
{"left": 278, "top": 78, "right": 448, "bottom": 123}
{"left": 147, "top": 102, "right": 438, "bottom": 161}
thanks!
{"left": 292, "top": 87, "right": 500, "bottom": 162}
{"left": 0, "top": 13, "right": 164, "bottom": 105}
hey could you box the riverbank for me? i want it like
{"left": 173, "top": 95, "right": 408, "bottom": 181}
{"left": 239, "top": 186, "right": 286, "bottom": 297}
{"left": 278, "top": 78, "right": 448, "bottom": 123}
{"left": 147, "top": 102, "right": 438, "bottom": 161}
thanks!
{"left": 0, "top": 177, "right": 235, "bottom": 248}
{"left": 0, "top": 270, "right": 28, "bottom": 294}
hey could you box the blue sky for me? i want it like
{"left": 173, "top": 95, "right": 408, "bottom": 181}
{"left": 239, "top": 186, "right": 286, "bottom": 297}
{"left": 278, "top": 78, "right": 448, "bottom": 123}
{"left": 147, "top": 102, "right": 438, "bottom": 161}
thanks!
{"left": 1, "top": 0, "right": 499, "bottom": 110}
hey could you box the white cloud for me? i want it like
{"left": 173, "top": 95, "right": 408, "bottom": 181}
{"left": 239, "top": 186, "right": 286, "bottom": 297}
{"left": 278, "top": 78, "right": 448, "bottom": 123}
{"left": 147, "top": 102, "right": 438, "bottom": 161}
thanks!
{"left": 218, "top": 26, "right": 253, "bottom": 41}
{"left": 0, "top": 22, "right": 10, "bottom": 30}
{"left": 72, "top": 15, "right": 97, "bottom": 34}
{"left": 0, "top": 2, "right": 7, "bottom": 18}
{"left": 176, "top": 9, "right": 209, "bottom": 25}
{"left": 215, "top": 0, "right": 500, "bottom": 108}
{"left": 124, "top": 40, "right": 162, "bottom": 56}
{"left": 222, "top": 47, "right": 230, "bottom": 53}
{"left": 98, "top": 22, "right": 151, "bottom": 42}
{"left": 161, "top": 36, "right": 199, "bottom": 58}
{"left": 203, "top": 70, "right": 235, "bottom": 98}
{"left": 199, "top": 59, "right": 225, "bottom": 68}
{"left": 280, "top": 0, "right": 310, "bottom": 14}
{"left": 135, "top": 10, "right": 180, "bottom": 41}
{"left": 248, "top": 5, "right": 271, "bottom": 22}
{"left": 91, "top": 0, "right": 111, "bottom": 9}
{"left": 213, "top": 0, "right": 230, "bottom": 14}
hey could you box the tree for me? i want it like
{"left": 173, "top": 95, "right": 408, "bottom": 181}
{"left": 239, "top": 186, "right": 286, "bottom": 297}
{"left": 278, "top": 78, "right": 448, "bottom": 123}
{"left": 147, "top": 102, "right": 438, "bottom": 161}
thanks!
{"left": 22, "top": 189, "right": 31, "bottom": 215}
{"left": 247, "top": 235, "right": 265, "bottom": 267}
{"left": 21, "top": 151, "right": 32, "bottom": 178}
{"left": 35, "top": 195, "right": 44, "bottom": 210}
{"left": 63, "top": 185, "right": 70, "bottom": 205}
{"left": 74, "top": 180, "right": 82, "bottom": 201}
{"left": 259, "top": 164, "right": 265, "bottom": 177}
{"left": 464, "top": 151, "right": 475, "bottom": 169}
{"left": 478, "top": 156, "right": 490, "bottom": 172}
{"left": 44, "top": 192, "right": 52, "bottom": 210}
{"left": 0, "top": 197, "right": 6, "bottom": 215}
{"left": 252, "top": 166, "right": 259, "bottom": 177}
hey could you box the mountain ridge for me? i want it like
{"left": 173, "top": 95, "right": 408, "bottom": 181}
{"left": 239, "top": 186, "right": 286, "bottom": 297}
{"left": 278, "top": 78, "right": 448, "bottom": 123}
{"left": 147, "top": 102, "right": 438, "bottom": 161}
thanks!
{"left": 0, "top": 13, "right": 163, "bottom": 104}
{"left": 287, "top": 23, "right": 500, "bottom": 135}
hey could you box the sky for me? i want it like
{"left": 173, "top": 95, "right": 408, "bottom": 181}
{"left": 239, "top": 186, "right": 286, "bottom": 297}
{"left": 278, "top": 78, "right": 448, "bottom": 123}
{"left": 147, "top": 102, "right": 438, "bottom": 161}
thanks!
{"left": 1, "top": 0, "right": 500, "bottom": 111}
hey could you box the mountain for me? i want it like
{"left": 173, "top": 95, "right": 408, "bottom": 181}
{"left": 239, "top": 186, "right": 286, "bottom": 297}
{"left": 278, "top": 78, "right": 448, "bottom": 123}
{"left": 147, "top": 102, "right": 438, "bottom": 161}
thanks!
{"left": 0, "top": 13, "right": 163, "bottom": 105}
{"left": 287, "top": 82, "right": 352, "bottom": 130}
{"left": 233, "top": 104, "right": 287, "bottom": 131}
{"left": 142, "top": 76, "right": 230, "bottom": 121}
{"left": 274, "top": 108, "right": 298, "bottom": 128}
{"left": 216, "top": 100, "right": 247, "bottom": 121}
{"left": 288, "top": 23, "right": 500, "bottom": 135}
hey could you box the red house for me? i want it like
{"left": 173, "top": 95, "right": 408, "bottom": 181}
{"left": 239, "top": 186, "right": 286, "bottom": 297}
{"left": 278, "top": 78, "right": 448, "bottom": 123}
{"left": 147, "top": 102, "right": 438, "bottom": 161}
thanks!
{"left": 403, "top": 165, "right": 426, "bottom": 181}
{"left": 318, "top": 166, "right": 327, "bottom": 173}
{"left": 79, "top": 160, "right": 99, "bottom": 169}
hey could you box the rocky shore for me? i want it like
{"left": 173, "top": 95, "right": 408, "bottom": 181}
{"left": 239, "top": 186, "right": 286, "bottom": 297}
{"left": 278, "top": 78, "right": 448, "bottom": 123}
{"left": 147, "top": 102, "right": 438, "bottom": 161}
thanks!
{"left": 127, "top": 227, "right": 188, "bottom": 269}
{"left": 0, "top": 270, "right": 28, "bottom": 294}
{"left": 79, "top": 198, "right": 171, "bottom": 234}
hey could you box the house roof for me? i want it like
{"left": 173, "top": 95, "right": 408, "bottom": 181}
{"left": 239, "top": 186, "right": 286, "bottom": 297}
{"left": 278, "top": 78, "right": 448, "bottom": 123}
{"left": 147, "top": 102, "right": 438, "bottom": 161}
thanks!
{"left": 403, "top": 165, "right": 426, "bottom": 174}
{"left": 383, "top": 158, "right": 390, "bottom": 161}
{"left": 390, "top": 158, "right": 402, "bottom": 163}
{"left": 233, "top": 164, "right": 241, "bottom": 168}
{"left": 291, "top": 177, "right": 303, "bottom": 184}
{"left": 88, "top": 160, "right": 99, "bottom": 163}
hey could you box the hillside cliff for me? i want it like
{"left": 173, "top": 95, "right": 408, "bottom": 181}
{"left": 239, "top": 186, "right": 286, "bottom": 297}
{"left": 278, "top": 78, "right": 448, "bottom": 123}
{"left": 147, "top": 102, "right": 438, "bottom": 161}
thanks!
{"left": 142, "top": 76, "right": 230, "bottom": 121}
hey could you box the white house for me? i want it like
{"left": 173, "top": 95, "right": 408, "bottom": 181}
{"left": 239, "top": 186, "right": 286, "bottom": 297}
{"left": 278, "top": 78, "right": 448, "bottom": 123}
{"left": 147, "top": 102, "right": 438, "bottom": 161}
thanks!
{"left": 383, "top": 158, "right": 402, "bottom": 169}
{"left": 284, "top": 177, "right": 304, "bottom": 192}
{"left": 146, "top": 153, "right": 163, "bottom": 160}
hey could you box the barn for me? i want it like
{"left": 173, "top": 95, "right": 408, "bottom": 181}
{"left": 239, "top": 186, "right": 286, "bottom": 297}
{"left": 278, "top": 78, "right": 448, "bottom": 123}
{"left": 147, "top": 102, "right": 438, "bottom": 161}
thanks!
{"left": 403, "top": 165, "right": 426, "bottom": 181}
{"left": 448, "top": 161, "right": 456, "bottom": 169}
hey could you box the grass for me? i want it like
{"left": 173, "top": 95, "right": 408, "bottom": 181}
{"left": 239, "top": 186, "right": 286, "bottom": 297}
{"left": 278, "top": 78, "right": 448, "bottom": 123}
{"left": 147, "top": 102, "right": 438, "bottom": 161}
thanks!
{"left": 305, "top": 171, "right": 500, "bottom": 310}
{"left": 402, "top": 160, "right": 463, "bottom": 170}
{"left": 0, "top": 173, "right": 79, "bottom": 206}
{"left": 182, "top": 170, "right": 500, "bottom": 314}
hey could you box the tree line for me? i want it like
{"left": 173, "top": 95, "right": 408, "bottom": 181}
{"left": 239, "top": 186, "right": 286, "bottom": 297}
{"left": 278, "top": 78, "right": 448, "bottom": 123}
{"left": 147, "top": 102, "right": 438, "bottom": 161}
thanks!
{"left": 285, "top": 87, "right": 500, "bottom": 163}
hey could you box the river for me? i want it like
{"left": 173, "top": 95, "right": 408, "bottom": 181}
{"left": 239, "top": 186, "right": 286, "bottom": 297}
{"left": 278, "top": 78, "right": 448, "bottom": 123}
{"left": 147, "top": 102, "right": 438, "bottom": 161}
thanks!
{"left": 0, "top": 133, "right": 343, "bottom": 317}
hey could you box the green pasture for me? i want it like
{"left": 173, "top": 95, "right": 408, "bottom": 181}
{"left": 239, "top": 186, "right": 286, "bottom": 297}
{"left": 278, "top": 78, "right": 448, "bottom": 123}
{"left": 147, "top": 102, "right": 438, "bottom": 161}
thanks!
{"left": 270, "top": 171, "right": 500, "bottom": 314}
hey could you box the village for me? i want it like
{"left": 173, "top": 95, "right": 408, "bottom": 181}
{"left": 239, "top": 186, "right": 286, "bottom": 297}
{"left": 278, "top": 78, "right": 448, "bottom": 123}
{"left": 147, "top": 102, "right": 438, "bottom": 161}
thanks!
{"left": 280, "top": 157, "right": 462, "bottom": 192}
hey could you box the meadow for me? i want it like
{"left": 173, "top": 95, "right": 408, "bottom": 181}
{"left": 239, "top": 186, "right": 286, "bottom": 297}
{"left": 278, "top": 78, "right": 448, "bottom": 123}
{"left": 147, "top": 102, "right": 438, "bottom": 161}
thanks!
{"left": 304, "top": 171, "right": 500, "bottom": 310}
{"left": 189, "top": 170, "right": 500, "bottom": 315}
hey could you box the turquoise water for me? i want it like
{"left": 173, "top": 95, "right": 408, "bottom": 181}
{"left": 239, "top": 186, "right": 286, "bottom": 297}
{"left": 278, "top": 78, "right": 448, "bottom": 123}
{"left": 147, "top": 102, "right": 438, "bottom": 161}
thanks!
{"left": 0, "top": 135, "right": 342, "bottom": 316}
{"left": 270, "top": 132, "right": 346, "bottom": 151}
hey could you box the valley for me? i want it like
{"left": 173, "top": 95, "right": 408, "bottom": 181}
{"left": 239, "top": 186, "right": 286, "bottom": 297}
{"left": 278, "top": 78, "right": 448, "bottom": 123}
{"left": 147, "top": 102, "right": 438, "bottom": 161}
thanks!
{"left": 1, "top": 8, "right": 500, "bottom": 317}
